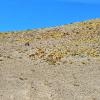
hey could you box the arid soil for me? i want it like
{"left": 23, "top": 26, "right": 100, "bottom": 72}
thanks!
{"left": 0, "top": 18, "right": 100, "bottom": 100}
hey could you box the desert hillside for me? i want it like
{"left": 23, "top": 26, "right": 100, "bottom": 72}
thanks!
{"left": 0, "top": 18, "right": 100, "bottom": 100}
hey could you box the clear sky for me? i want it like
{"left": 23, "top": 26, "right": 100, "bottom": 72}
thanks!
{"left": 0, "top": 0, "right": 100, "bottom": 31}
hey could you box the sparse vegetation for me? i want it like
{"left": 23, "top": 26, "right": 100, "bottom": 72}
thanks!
{"left": 0, "top": 18, "right": 100, "bottom": 65}
{"left": 0, "top": 18, "right": 100, "bottom": 100}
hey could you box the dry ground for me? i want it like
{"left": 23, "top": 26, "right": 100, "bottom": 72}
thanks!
{"left": 0, "top": 18, "right": 100, "bottom": 100}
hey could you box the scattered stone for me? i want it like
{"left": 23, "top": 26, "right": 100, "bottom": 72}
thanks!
{"left": 25, "top": 42, "right": 30, "bottom": 46}
{"left": 0, "top": 59, "right": 3, "bottom": 61}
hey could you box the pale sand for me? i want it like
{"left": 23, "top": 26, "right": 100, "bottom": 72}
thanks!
{"left": 0, "top": 18, "right": 100, "bottom": 100}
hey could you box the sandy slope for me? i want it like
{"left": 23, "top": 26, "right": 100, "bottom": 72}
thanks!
{"left": 0, "top": 18, "right": 100, "bottom": 100}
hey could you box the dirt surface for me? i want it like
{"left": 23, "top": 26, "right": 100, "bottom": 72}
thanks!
{"left": 0, "top": 18, "right": 100, "bottom": 100}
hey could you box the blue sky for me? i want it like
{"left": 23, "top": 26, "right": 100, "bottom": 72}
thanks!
{"left": 0, "top": 0, "right": 100, "bottom": 31}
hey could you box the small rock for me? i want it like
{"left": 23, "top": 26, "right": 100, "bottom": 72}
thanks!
{"left": 25, "top": 42, "right": 30, "bottom": 46}
{"left": 0, "top": 59, "right": 3, "bottom": 61}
